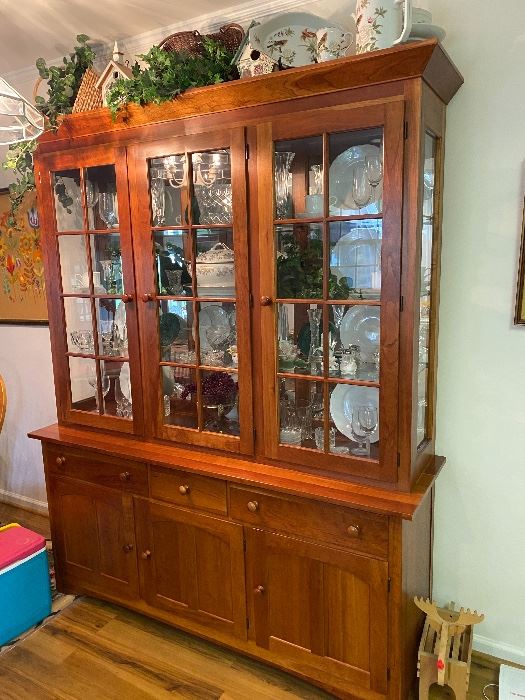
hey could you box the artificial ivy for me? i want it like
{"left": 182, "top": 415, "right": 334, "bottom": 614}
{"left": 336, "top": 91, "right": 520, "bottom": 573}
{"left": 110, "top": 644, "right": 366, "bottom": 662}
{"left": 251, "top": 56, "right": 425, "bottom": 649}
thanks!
{"left": 106, "top": 38, "right": 236, "bottom": 117}
{"left": 1, "top": 35, "right": 95, "bottom": 227}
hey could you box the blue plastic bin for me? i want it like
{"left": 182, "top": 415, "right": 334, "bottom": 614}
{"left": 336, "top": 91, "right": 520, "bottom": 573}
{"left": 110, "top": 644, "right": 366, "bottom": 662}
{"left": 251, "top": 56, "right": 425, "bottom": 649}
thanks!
{"left": 0, "top": 524, "right": 52, "bottom": 645}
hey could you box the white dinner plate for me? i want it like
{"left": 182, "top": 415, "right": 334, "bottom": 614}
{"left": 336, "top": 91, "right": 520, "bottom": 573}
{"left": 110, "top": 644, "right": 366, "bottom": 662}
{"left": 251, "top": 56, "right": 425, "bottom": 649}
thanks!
{"left": 329, "top": 144, "right": 382, "bottom": 214}
{"left": 339, "top": 305, "right": 380, "bottom": 360}
{"left": 330, "top": 384, "right": 379, "bottom": 443}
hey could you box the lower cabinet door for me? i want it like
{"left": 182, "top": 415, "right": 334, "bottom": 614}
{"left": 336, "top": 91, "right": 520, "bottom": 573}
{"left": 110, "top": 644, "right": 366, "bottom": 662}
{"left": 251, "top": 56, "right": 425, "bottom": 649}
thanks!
{"left": 134, "top": 498, "right": 247, "bottom": 640}
{"left": 246, "top": 529, "right": 389, "bottom": 696}
{"left": 50, "top": 476, "right": 139, "bottom": 600}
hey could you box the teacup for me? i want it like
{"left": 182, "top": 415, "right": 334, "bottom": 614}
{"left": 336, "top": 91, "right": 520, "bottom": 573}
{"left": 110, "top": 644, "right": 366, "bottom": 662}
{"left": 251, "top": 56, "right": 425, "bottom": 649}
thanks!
{"left": 315, "top": 28, "right": 353, "bottom": 63}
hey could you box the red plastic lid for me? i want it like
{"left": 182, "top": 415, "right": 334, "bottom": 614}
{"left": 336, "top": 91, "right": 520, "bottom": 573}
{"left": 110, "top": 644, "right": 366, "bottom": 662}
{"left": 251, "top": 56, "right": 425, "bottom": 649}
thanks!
{"left": 0, "top": 525, "right": 46, "bottom": 570}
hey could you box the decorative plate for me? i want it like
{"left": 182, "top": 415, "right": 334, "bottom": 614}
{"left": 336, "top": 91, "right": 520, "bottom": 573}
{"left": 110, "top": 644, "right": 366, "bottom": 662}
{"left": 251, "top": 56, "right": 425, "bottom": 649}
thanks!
{"left": 329, "top": 144, "right": 382, "bottom": 214}
{"left": 339, "top": 305, "right": 380, "bottom": 360}
{"left": 199, "top": 304, "right": 230, "bottom": 350}
{"left": 249, "top": 12, "right": 341, "bottom": 68}
{"left": 329, "top": 384, "right": 379, "bottom": 443}
{"left": 159, "top": 312, "right": 181, "bottom": 346}
{"left": 408, "top": 23, "right": 446, "bottom": 41}
{"left": 330, "top": 226, "right": 382, "bottom": 291}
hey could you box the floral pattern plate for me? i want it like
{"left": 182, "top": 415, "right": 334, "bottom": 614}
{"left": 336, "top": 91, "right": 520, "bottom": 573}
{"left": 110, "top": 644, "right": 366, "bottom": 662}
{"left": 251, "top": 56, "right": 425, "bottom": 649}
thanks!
{"left": 249, "top": 12, "right": 343, "bottom": 67}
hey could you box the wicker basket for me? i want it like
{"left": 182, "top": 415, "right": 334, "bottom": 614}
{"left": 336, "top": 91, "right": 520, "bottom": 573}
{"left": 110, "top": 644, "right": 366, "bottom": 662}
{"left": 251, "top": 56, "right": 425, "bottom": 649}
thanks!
{"left": 159, "top": 23, "right": 245, "bottom": 57}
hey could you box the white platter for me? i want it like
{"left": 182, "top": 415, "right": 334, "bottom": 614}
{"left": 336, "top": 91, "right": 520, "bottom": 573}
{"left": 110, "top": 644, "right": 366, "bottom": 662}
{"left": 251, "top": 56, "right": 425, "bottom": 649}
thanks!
{"left": 249, "top": 12, "right": 341, "bottom": 68}
{"left": 409, "top": 23, "right": 446, "bottom": 41}
{"left": 119, "top": 362, "right": 131, "bottom": 401}
{"left": 330, "top": 384, "right": 379, "bottom": 443}
{"left": 329, "top": 144, "right": 382, "bottom": 213}
{"left": 339, "top": 305, "right": 380, "bottom": 360}
{"left": 330, "top": 227, "right": 381, "bottom": 290}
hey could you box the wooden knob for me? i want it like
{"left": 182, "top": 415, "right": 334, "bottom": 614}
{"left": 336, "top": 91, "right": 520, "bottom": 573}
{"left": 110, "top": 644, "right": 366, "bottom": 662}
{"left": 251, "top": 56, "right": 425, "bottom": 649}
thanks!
{"left": 55, "top": 456, "right": 66, "bottom": 466}
{"left": 141, "top": 550, "right": 151, "bottom": 560}
{"left": 119, "top": 471, "right": 131, "bottom": 482}
{"left": 260, "top": 296, "right": 272, "bottom": 307}
{"left": 141, "top": 293, "right": 154, "bottom": 302}
{"left": 122, "top": 543, "right": 134, "bottom": 553}
{"left": 347, "top": 524, "right": 361, "bottom": 537}
{"left": 254, "top": 585, "right": 265, "bottom": 595}
{"left": 178, "top": 485, "right": 190, "bottom": 495}
{"left": 247, "top": 500, "right": 259, "bottom": 513}
{"left": 121, "top": 294, "right": 134, "bottom": 303}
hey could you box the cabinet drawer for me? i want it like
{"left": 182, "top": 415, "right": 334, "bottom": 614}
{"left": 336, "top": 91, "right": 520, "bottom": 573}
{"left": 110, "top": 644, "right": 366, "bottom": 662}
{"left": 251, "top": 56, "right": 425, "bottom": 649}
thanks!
{"left": 150, "top": 467, "right": 227, "bottom": 515}
{"left": 230, "top": 487, "right": 388, "bottom": 558}
{"left": 45, "top": 445, "right": 148, "bottom": 495}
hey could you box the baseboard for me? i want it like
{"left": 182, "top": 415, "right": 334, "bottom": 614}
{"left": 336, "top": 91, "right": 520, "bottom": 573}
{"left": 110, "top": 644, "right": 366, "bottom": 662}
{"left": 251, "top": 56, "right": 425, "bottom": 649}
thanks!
{"left": 0, "top": 489, "right": 48, "bottom": 516}
{"left": 474, "top": 634, "right": 525, "bottom": 667}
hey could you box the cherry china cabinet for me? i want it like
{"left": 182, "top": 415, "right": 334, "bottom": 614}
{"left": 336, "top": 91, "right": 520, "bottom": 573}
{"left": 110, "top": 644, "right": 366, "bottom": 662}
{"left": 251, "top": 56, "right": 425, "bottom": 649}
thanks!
{"left": 31, "top": 39, "right": 462, "bottom": 699}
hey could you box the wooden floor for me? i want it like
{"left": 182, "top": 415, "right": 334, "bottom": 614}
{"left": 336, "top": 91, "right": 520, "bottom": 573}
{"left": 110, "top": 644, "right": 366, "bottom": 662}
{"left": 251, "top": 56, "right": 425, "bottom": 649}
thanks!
{"left": 0, "top": 502, "right": 507, "bottom": 699}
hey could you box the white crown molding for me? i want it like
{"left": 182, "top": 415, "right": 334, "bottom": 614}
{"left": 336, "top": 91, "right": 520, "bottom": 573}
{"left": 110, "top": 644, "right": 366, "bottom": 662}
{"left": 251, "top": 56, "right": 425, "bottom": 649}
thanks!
{"left": 4, "top": 0, "right": 307, "bottom": 89}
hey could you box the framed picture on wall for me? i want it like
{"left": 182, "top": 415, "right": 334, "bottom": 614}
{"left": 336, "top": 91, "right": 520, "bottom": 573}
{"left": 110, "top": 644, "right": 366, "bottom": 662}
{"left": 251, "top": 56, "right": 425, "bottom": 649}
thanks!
{"left": 0, "top": 188, "right": 48, "bottom": 325}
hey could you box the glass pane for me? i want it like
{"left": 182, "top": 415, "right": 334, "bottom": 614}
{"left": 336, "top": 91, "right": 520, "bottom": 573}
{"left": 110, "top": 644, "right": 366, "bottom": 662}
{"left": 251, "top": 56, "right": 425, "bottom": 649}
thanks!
{"left": 277, "top": 303, "right": 324, "bottom": 376}
{"left": 149, "top": 155, "right": 187, "bottom": 227}
{"left": 68, "top": 356, "right": 97, "bottom": 412}
{"left": 417, "top": 133, "right": 436, "bottom": 446}
{"left": 278, "top": 377, "right": 324, "bottom": 449}
{"left": 158, "top": 300, "right": 196, "bottom": 363}
{"left": 329, "top": 305, "right": 380, "bottom": 382}
{"left": 154, "top": 230, "right": 192, "bottom": 296}
{"left": 195, "top": 229, "right": 235, "bottom": 298}
{"left": 329, "top": 220, "right": 382, "bottom": 299}
{"left": 54, "top": 170, "right": 82, "bottom": 231}
{"left": 198, "top": 301, "right": 237, "bottom": 368}
{"left": 95, "top": 298, "right": 128, "bottom": 358}
{"left": 192, "top": 150, "right": 231, "bottom": 225}
{"left": 164, "top": 366, "right": 198, "bottom": 428}
{"left": 328, "top": 128, "right": 383, "bottom": 216}
{"left": 86, "top": 165, "right": 119, "bottom": 230}
{"left": 64, "top": 297, "right": 93, "bottom": 353}
{"left": 201, "top": 370, "right": 239, "bottom": 436}
{"left": 58, "top": 235, "right": 89, "bottom": 293}
{"left": 90, "top": 233, "right": 123, "bottom": 294}
{"left": 329, "top": 383, "right": 379, "bottom": 460}
{"left": 274, "top": 137, "right": 323, "bottom": 220}
{"left": 276, "top": 224, "right": 323, "bottom": 299}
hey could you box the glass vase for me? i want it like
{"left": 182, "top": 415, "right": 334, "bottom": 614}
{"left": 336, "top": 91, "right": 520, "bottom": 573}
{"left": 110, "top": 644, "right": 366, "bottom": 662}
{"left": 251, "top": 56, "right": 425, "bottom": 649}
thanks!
{"left": 275, "top": 151, "right": 295, "bottom": 219}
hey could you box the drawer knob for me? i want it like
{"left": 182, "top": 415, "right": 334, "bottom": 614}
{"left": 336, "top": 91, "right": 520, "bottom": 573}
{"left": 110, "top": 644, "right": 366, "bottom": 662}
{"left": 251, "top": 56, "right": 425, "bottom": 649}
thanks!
{"left": 122, "top": 543, "right": 134, "bottom": 553}
{"left": 55, "top": 456, "right": 66, "bottom": 466}
{"left": 254, "top": 585, "right": 265, "bottom": 595}
{"left": 141, "top": 550, "right": 151, "bottom": 560}
{"left": 121, "top": 294, "right": 134, "bottom": 304}
{"left": 179, "top": 485, "right": 190, "bottom": 495}
{"left": 260, "top": 296, "right": 272, "bottom": 307}
{"left": 119, "top": 471, "right": 131, "bottom": 482}
{"left": 247, "top": 500, "right": 259, "bottom": 513}
{"left": 347, "top": 524, "right": 361, "bottom": 537}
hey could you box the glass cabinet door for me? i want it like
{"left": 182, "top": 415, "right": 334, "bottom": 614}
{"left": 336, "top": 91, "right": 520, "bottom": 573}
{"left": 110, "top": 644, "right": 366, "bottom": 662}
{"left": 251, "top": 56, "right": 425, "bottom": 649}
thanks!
{"left": 42, "top": 146, "right": 142, "bottom": 433}
{"left": 129, "top": 129, "right": 252, "bottom": 454}
{"left": 260, "top": 103, "right": 404, "bottom": 481}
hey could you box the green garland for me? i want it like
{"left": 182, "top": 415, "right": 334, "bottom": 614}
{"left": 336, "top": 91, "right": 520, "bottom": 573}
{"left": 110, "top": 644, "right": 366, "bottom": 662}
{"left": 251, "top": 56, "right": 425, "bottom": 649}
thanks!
{"left": 106, "top": 38, "right": 236, "bottom": 117}
{"left": 2, "top": 35, "right": 95, "bottom": 227}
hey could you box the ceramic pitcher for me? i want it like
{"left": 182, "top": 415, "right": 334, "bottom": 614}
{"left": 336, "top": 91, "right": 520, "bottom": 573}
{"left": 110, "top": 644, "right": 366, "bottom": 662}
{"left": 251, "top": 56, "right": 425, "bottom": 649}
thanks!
{"left": 353, "top": 0, "right": 412, "bottom": 53}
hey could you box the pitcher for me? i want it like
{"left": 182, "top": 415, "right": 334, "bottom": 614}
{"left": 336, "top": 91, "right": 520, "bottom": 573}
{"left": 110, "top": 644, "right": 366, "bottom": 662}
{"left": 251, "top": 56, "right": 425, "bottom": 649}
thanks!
{"left": 353, "top": 0, "right": 412, "bottom": 54}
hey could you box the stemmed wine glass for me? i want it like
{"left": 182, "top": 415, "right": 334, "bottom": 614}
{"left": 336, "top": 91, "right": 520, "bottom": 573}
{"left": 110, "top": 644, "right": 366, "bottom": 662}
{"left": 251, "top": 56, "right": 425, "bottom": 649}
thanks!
{"left": 87, "top": 366, "right": 110, "bottom": 412}
{"left": 365, "top": 154, "right": 383, "bottom": 201}
{"left": 99, "top": 191, "right": 119, "bottom": 228}
{"left": 352, "top": 161, "right": 371, "bottom": 214}
{"left": 345, "top": 403, "right": 368, "bottom": 456}
{"left": 355, "top": 404, "right": 378, "bottom": 457}
{"left": 85, "top": 180, "right": 99, "bottom": 208}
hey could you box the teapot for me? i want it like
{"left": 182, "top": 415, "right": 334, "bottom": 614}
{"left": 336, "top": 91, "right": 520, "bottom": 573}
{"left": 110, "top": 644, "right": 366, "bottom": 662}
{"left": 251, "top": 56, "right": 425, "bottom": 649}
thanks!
{"left": 353, "top": 0, "right": 412, "bottom": 53}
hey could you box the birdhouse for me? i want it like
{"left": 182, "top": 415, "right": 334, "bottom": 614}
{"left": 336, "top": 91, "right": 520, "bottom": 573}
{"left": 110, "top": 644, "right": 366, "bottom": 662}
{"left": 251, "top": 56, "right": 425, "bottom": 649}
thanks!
{"left": 96, "top": 41, "right": 133, "bottom": 106}
{"left": 233, "top": 22, "right": 278, "bottom": 79}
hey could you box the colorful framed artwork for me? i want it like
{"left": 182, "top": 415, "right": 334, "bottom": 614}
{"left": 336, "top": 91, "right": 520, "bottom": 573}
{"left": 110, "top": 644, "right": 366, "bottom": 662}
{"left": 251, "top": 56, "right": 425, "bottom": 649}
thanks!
{"left": 0, "top": 188, "right": 48, "bottom": 324}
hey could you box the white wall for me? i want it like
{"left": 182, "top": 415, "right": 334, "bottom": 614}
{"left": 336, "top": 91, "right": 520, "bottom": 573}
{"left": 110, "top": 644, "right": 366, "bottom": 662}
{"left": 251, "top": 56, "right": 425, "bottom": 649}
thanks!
{"left": 1, "top": 0, "right": 524, "bottom": 664}
{"left": 0, "top": 325, "right": 56, "bottom": 513}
